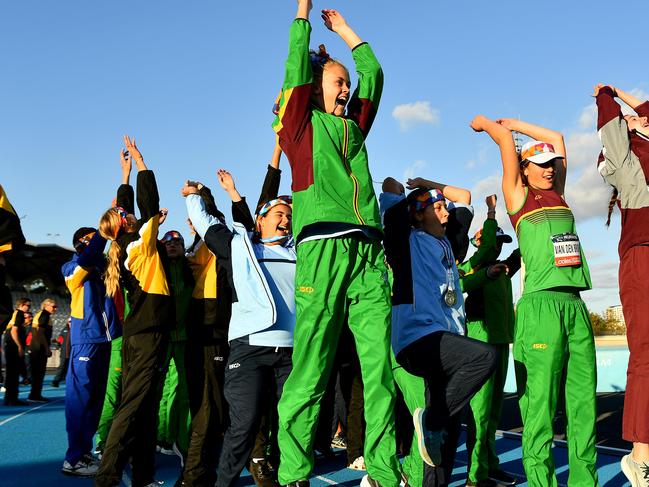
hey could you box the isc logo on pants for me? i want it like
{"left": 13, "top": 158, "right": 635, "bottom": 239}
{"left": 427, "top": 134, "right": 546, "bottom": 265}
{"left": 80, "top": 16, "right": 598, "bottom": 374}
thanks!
{"left": 79, "top": 356, "right": 90, "bottom": 361}
{"left": 228, "top": 363, "right": 240, "bottom": 370}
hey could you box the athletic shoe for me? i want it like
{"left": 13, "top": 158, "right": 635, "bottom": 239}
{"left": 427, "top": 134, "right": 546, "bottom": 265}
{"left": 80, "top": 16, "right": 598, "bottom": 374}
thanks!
{"left": 487, "top": 469, "right": 516, "bottom": 485}
{"left": 249, "top": 459, "right": 279, "bottom": 487}
{"left": 158, "top": 443, "right": 175, "bottom": 455}
{"left": 331, "top": 434, "right": 347, "bottom": 449}
{"left": 413, "top": 407, "right": 444, "bottom": 467}
{"left": 27, "top": 396, "right": 50, "bottom": 403}
{"left": 142, "top": 482, "right": 165, "bottom": 487}
{"left": 360, "top": 474, "right": 381, "bottom": 487}
{"left": 347, "top": 456, "right": 366, "bottom": 471}
{"left": 61, "top": 455, "right": 99, "bottom": 477}
{"left": 3, "top": 399, "right": 29, "bottom": 406}
{"left": 284, "top": 481, "right": 309, "bottom": 487}
{"left": 621, "top": 454, "right": 649, "bottom": 487}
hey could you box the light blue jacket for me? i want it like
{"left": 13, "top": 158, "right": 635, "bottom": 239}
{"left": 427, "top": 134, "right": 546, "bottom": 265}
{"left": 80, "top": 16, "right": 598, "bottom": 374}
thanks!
{"left": 186, "top": 194, "right": 296, "bottom": 343}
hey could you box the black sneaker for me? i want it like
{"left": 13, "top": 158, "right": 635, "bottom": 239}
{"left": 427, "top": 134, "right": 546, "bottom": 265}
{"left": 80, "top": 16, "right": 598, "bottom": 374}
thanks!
{"left": 27, "top": 396, "right": 50, "bottom": 403}
{"left": 249, "top": 459, "right": 279, "bottom": 487}
{"left": 487, "top": 469, "right": 516, "bottom": 485}
{"left": 284, "top": 481, "right": 309, "bottom": 487}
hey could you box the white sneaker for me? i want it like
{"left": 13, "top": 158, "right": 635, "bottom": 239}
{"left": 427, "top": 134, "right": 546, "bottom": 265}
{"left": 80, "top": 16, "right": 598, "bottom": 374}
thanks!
{"left": 61, "top": 455, "right": 99, "bottom": 477}
{"left": 621, "top": 454, "right": 649, "bottom": 487}
{"left": 413, "top": 407, "right": 444, "bottom": 467}
{"left": 348, "top": 456, "right": 366, "bottom": 470}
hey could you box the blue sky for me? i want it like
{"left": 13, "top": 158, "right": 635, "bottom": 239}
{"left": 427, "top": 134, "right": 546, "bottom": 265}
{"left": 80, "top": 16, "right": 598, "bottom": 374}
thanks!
{"left": 2, "top": 1, "right": 648, "bottom": 313}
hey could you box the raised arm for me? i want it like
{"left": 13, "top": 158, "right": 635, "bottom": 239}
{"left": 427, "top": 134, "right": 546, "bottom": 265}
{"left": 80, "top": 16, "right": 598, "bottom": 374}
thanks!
{"left": 471, "top": 115, "right": 523, "bottom": 213}
{"left": 272, "top": 1, "right": 314, "bottom": 146}
{"left": 612, "top": 86, "right": 645, "bottom": 112}
{"left": 594, "top": 85, "right": 633, "bottom": 177}
{"left": 256, "top": 144, "right": 283, "bottom": 211}
{"left": 321, "top": 9, "right": 362, "bottom": 49}
{"left": 124, "top": 135, "right": 148, "bottom": 172}
{"left": 296, "top": 0, "right": 311, "bottom": 20}
{"left": 116, "top": 149, "right": 135, "bottom": 214}
{"left": 406, "top": 177, "right": 471, "bottom": 205}
{"left": 322, "top": 9, "right": 383, "bottom": 137}
{"left": 497, "top": 117, "right": 567, "bottom": 196}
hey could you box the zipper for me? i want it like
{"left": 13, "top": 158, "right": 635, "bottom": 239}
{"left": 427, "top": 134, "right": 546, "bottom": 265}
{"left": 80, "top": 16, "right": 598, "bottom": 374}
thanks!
{"left": 341, "top": 118, "right": 365, "bottom": 225}
{"left": 240, "top": 225, "right": 277, "bottom": 325}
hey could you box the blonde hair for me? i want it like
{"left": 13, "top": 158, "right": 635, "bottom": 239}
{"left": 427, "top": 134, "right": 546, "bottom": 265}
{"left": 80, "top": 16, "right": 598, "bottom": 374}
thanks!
{"left": 99, "top": 209, "right": 123, "bottom": 298}
{"left": 41, "top": 298, "right": 56, "bottom": 310}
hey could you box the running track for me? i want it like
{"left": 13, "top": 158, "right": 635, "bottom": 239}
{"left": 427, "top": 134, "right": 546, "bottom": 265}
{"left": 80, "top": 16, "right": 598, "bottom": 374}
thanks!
{"left": 0, "top": 374, "right": 631, "bottom": 486}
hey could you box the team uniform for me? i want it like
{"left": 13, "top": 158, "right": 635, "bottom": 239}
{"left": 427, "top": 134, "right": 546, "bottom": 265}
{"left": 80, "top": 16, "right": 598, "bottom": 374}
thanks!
{"left": 179, "top": 184, "right": 231, "bottom": 487}
{"left": 61, "top": 232, "right": 121, "bottom": 472}
{"left": 596, "top": 88, "right": 649, "bottom": 446}
{"left": 186, "top": 190, "right": 296, "bottom": 487}
{"left": 460, "top": 218, "right": 520, "bottom": 485}
{"left": 273, "top": 18, "right": 401, "bottom": 486}
{"left": 95, "top": 170, "right": 173, "bottom": 487}
{"left": 509, "top": 187, "right": 597, "bottom": 486}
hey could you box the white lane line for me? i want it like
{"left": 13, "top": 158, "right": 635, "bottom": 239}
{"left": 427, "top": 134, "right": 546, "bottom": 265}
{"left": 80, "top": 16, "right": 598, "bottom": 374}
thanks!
{"left": 315, "top": 475, "right": 340, "bottom": 485}
{"left": 0, "top": 398, "right": 62, "bottom": 427}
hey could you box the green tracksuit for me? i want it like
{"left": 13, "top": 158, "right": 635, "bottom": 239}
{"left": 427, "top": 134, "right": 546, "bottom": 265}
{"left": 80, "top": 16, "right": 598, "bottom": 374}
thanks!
{"left": 391, "top": 353, "right": 425, "bottom": 487}
{"left": 274, "top": 18, "right": 399, "bottom": 487}
{"left": 459, "top": 219, "right": 519, "bottom": 484}
{"left": 96, "top": 336, "right": 123, "bottom": 450}
{"left": 509, "top": 187, "right": 597, "bottom": 487}
{"left": 277, "top": 239, "right": 399, "bottom": 486}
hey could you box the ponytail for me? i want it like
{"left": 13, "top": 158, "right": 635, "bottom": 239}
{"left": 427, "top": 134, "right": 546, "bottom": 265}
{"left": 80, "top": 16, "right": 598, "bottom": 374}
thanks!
{"left": 99, "top": 208, "right": 124, "bottom": 298}
{"left": 605, "top": 187, "right": 619, "bottom": 227}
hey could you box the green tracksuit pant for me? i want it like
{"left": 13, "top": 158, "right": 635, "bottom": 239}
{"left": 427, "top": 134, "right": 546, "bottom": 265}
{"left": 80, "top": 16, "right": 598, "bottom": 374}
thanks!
{"left": 158, "top": 341, "right": 191, "bottom": 453}
{"left": 96, "top": 336, "right": 123, "bottom": 449}
{"left": 466, "top": 342, "right": 509, "bottom": 483}
{"left": 513, "top": 290, "right": 598, "bottom": 487}
{"left": 392, "top": 353, "right": 425, "bottom": 487}
{"left": 277, "top": 237, "right": 401, "bottom": 487}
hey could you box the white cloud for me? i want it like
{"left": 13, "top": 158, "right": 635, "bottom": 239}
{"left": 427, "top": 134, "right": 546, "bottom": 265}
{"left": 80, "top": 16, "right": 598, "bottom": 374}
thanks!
{"left": 392, "top": 101, "right": 440, "bottom": 131}
{"left": 402, "top": 159, "right": 427, "bottom": 181}
{"left": 588, "top": 261, "right": 619, "bottom": 290}
{"left": 578, "top": 103, "right": 597, "bottom": 129}
{"left": 565, "top": 130, "right": 601, "bottom": 168}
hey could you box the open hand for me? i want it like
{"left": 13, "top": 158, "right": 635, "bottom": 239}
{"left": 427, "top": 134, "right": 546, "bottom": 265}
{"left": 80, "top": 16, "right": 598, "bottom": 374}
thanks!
{"left": 123, "top": 135, "right": 143, "bottom": 163}
{"left": 321, "top": 9, "right": 346, "bottom": 32}
{"left": 217, "top": 169, "right": 236, "bottom": 193}
{"left": 120, "top": 148, "right": 131, "bottom": 173}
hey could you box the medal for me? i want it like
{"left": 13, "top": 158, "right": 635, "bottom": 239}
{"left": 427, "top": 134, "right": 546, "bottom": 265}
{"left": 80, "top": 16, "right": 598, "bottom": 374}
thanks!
{"left": 444, "top": 288, "right": 457, "bottom": 307}
{"left": 441, "top": 241, "right": 458, "bottom": 307}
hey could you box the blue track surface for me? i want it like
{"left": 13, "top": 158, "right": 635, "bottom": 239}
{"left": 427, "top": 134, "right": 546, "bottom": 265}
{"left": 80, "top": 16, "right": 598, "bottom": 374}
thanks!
{"left": 0, "top": 374, "right": 631, "bottom": 486}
